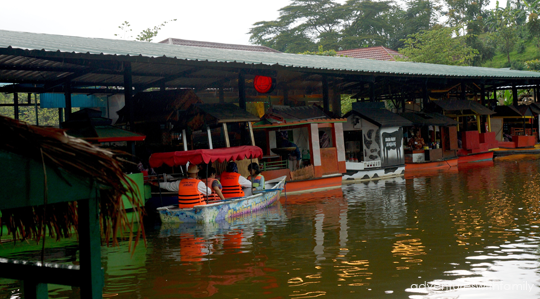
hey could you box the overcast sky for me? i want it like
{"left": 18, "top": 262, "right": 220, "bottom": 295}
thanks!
{"left": 1, "top": 0, "right": 505, "bottom": 46}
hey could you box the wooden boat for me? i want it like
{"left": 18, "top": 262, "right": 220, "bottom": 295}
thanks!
{"left": 252, "top": 105, "right": 347, "bottom": 195}
{"left": 149, "top": 146, "right": 286, "bottom": 223}
{"left": 156, "top": 176, "right": 285, "bottom": 224}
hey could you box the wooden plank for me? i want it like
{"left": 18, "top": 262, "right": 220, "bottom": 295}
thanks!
{"left": 0, "top": 259, "right": 82, "bottom": 286}
{"left": 1, "top": 150, "right": 97, "bottom": 209}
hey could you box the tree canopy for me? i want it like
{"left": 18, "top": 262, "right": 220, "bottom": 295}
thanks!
{"left": 249, "top": 0, "right": 540, "bottom": 68}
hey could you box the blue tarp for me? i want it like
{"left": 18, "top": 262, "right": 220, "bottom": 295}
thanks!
{"left": 40, "top": 93, "right": 107, "bottom": 108}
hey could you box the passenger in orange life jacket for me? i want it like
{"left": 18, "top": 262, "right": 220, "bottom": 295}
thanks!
{"left": 201, "top": 166, "right": 225, "bottom": 201}
{"left": 157, "top": 164, "right": 212, "bottom": 208}
{"left": 220, "top": 162, "right": 252, "bottom": 198}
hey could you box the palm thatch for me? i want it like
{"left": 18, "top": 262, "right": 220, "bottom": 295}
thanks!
{"left": 0, "top": 115, "right": 145, "bottom": 249}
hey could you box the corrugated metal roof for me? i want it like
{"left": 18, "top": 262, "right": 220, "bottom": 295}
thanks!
{"left": 400, "top": 112, "right": 458, "bottom": 126}
{"left": 267, "top": 105, "right": 332, "bottom": 122}
{"left": 430, "top": 99, "right": 496, "bottom": 115}
{"left": 193, "top": 103, "right": 260, "bottom": 123}
{"left": 1, "top": 29, "right": 540, "bottom": 79}
{"left": 159, "top": 38, "right": 282, "bottom": 53}
{"left": 344, "top": 106, "right": 413, "bottom": 127}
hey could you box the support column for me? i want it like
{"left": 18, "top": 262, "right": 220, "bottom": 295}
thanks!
{"left": 123, "top": 61, "right": 135, "bottom": 156}
{"left": 14, "top": 93, "right": 19, "bottom": 120}
{"left": 322, "top": 76, "right": 329, "bottom": 113}
{"left": 207, "top": 126, "right": 213, "bottom": 149}
{"left": 64, "top": 81, "right": 72, "bottom": 122}
{"left": 481, "top": 83, "right": 486, "bottom": 133}
{"left": 422, "top": 81, "right": 429, "bottom": 108}
{"left": 487, "top": 115, "right": 492, "bottom": 132}
{"left": 369, "top": 82, "right": 375, "bottom": 102}
{"left": 182, "top": 129, "right": 188, "bottom": 151}
{"left": 331, "top": 81, "right": 341, "bottom": 117}
{"left": 512, "top": 83, "right": 518, "bottom": 107}
{"left": 78, "top": 198, "right": 104, "bottom": 299}
{"left": 238, "top": 71, "right": 246, "bottom": 110}
{"left": 58, "top": 108, "right": 64, "bottom": 127}
{"left": 248, "top": 122, "right": 255, "bottom": 146}
{"left": 309, "top": 124, "right": 322, "bottom": 177}
{"left": 219, "top": 83, "right": 225, "bottom": 104}
{"left": 34, "top": 94, "right": 39, "bottom": 126}
{"left": 334, "top": 123, "right": 346, "bottom": 173}
{"left": 222, "top": 123, "right": 230, "bottom": 147}
{"left": 536, "top": 85, "right": 539, "bottom": 102}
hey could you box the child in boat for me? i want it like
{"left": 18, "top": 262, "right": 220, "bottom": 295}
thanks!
{"left": 247, "top": 163, "right": 265, "bottom": 192}
{"left": 201, "top": 166, "right": 225, "bottom": 201}
{"left": 221, "top": 162, "right": 252, "bottom": 198}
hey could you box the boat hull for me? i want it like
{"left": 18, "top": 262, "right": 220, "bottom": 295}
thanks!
{"left": 283, "top": 174, "right": 342, "bottom": 195}
{"left": 157, "top": 177, "right": 285, "bottom": 223}
{"left": 458, "top": 151, "right": 493, "bottom": 164}
{"left": 405, "top": 158, "right": 458, "bottom": 172}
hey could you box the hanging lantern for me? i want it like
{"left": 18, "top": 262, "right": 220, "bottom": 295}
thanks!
{"left": 253, "top": 75, "right": 275, "bottom": 94}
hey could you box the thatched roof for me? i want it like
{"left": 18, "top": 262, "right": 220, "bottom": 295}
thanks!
{"left": 0, "top": 115, "right": 144, "bottom": 247}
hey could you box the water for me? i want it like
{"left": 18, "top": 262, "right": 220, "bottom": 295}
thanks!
{"left": 2, "top": 160, "right": 540, "bottom": 298}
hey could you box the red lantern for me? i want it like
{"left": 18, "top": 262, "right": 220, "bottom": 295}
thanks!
{"left": 253, "top": 75, "right": 275, "bottom": 94}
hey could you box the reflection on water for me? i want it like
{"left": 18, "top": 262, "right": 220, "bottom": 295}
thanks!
{"left": 2, "top": 160, "right": 540, "bottom": 298}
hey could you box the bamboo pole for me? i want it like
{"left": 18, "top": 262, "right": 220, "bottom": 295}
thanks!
{"left": 223, "top": 123, "right": 230, "bottom": 147}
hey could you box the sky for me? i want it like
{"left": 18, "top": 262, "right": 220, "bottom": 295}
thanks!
{"left": 2, "top": 0, "right": 506, "bottom": 46}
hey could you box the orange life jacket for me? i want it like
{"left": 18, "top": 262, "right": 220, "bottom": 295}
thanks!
{"left": 204, "top": 177, "right": 221, "bottom": 201}
{"left": 178, "top": 178, "right": 207, "bottom": 208}
{"left": 220, "top": 172, "right": 244, "bottom": 198}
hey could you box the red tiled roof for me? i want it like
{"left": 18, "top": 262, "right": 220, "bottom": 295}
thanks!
{"left": 337, "top": 46, "right": 403, "bottom": 61}
{"left": 159, "top": 38, "right": 282, "bottom": 53}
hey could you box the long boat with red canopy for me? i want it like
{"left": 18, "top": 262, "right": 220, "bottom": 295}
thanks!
{"left": 149, "top": 145, "right": 286, "bottom": 224}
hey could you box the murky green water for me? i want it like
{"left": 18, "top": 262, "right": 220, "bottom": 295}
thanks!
{"left": 2, "top": 159, "right": 540, "bottom": 298}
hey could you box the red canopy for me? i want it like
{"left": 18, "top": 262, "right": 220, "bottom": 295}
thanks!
{"left": 149, "top": 146, "right": 263, "bottom": 168}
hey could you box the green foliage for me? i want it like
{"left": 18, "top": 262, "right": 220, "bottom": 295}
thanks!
{"left": 0, "top": 94, "right": 61, "bottom": 127}
{"left": 510, "top": 60, "right": 526, "bottom": 70}
{"left": 517, "top": 40, "right": 527, "bottom": 54}
{"left": 525, "top": 58, "right": 540, "bottom": 71}
{"left": 115, "top": 19, "right": 177, "bottom": 42}
{"left": 398, "top": 26, "right": 478, "bottom": 65}
{"left": 341, "top": 94, "right": 355, "bottom": 115}
{"left": 299, "top": 45, "right": 339, "bottom": 56}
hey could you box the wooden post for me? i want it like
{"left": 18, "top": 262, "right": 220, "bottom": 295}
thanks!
{"left": 332, "top": 81, "right": 341, "bottom": 117}
{"left": 34, "top": 94, "right": 39, "bottom": 126}
{"left": 58, "top": 108, "right": 63, "bottom": 127}
{"left": 457, "top": 116, "right": 460, "bottom": 132}
{"left": 207, "top": 126, "right": 213, "bottom": 149}
{"left": 476, "top": 115, "right": 481, "bottom": 133}
{"left": 369, "top": 81, "right": 375, "bottom": 102}
{"left": 512, "top": 83, "right": 518, "bottom": 107}
{"left": 238, "top": 71, "right": 246, "bottom": 110}
{"left": 487, "top": 115, "right": 492, "bottom": 132}
{"left": 14, "top": 93, "right": 19, "bottom": 120}
{"left": 219, "top": 83, "right": 225, "bottom": 104}
{"left": 78, "top": 198, "right": 104, "bottom": 299}
{"left": 222, "top": 123, "right": 230, "bottom": 147}
{"left": 182, "top": 129, "right": 188, "bottom": 151}
{"left": 423, "top": 81, "right": 429, "bottom": 108}
{"left": 248, "top": 122, "right": 255, "bottom": 146}
{"left": 322, "top": 76, "right": 329, "bottom": 113}
{"left": 64, "top": 81, "right": 72, "bottom": 122}
{"left": 480, "top": 83, "right": 486, "bottom": 133}
{"left": 123, "top": 62, "right": 135, "bottom": 156}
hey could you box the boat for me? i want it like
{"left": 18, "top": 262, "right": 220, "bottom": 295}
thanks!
{"left": 156, "top": 176, "right": 285, "bottom": 224}
{"left": 342, "top": 102, "right": 413, "bottom": 182}
{"left": 252, "top": 105, "right": 347, "bottom": 195}
{"left": 148, "top": 145, "right": 286, "bottom": 223}
{"left": 399, "top": 111, "right": 460, "bottom": 172}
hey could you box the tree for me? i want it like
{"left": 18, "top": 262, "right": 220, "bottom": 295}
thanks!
{"left": 387, "top": 0, "right": 440, "bottom": 50}
{"left": 485, "top": 2, "right": 519, "bottom": 64}
{"left": 299, "top": 45, "right": 339, "bottom": 56}
{"left": 398, "top": 26, "right": 478, "bottom": 65}
{"left": 114, "top": 19, "right": 177, "bottom": 42}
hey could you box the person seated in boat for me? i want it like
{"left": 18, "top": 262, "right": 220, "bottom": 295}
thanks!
{"left": 408, "top": 131, "right": 425, "bottom": 150}
{"left": 247, "top": 162, "right": 265, "bottom": 192}
{"left": 156, "top": 164, "right": 212, "bottom": 208}
{"left": 201, "top": 166, "right": 225, "bottom": 201}
{"left": 220, "top": 162, "right": 252, "bottom": 198}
